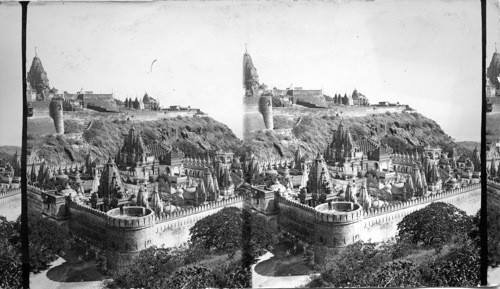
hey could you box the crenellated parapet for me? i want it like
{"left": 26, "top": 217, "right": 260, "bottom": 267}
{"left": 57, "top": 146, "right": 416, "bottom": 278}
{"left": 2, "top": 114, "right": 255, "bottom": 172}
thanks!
{"left": 0, "top": 188, "right": 21, "bottom": 199}
{"left": 276, "top": 195, "right": 315, "bottom": 213}
{"left": 156, "top": 196, "right": 244, "bottom": 223}
{"left": 315, "top": 202, "right": 363, "bottom": 224}
{"left": 106, "top": 207, "right": 155, "bottom": 228}
{"left": 364, "top": 182, "right": 481, "bottom": 218}
{"left": 68, "top": 200, "right": 107, "bottom": 218}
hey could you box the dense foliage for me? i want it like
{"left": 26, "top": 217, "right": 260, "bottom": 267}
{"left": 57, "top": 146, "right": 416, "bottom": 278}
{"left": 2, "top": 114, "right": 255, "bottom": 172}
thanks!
{"left": 27, "top": 210, "right": 74, "bottom": 272}
{"left": 488, "top": 200, "right": 500, "bottom": 267}
{"left": 397, "top": 202, "right": 474, "bottom": 249}
{"left": 308, "top": 203, "right": 480, "bottom": 287}
{"left": 107, "top": 207, "right": 277, "bottom": 288}
{"left": 0, "top": 216, "right": 22, "bottom": 289}
{"left": 0, "top": 210, "right": 74, "bottom": 288}
{"left": 189, "top": 207, "right": 280, "bottom": 259}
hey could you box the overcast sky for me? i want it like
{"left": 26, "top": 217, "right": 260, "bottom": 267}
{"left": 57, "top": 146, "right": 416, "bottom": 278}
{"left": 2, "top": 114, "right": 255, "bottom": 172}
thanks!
{"left": 0, "top": 0, "right": 487, "bottom": 145}
{"left": 0, "top": 3, "right": 21, "bottom": 147}
{"left": 488, "top": 0, "right": 500, "bottom": 62}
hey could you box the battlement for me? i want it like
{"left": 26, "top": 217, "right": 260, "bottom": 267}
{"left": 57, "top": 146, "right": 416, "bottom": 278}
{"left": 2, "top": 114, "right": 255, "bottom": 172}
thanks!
{"left": 156, "top": 195, "right": 244, "bottom": 223}
{"left": 0, "top": 188, "right": 21, "bottom": 199}
{"left": 315, "top": 202, "right": 363, "bottom": 224}
{"left": 106, "top": 207, "right": 155, "bottom": 228}
{"left": 276, "top": 196, "right": 316, "bottom": 213}
{"left": 68, "top": 200, "right": 108, "bottom": 219}
{"left": 364, "top": 183, "right": 481, "bottom": 218}
{"left": 488, "top": 180, "right": 500, "bottom": 191}
{"left": 27, "top": 185, "right": 49, "bottom": 195}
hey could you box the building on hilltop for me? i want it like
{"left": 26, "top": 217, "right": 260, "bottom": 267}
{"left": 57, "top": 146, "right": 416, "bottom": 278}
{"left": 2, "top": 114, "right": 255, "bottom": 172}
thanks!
{"left": 351, "top": 89, "right": 369, "bottom": 106}
{"left": 142, "top": 93, "right": 160, "bottom": 110}
{"left": 62, "top": 90, "right": 118, "bottom": 112}
{"left": 243, "top": 46, "right": 260, "bottom": 98}
{"left": 488, "top": 47, "right": 500, "bottom": 90}
{"left": 27, "top": 52, "right": 58, "bottom": 101}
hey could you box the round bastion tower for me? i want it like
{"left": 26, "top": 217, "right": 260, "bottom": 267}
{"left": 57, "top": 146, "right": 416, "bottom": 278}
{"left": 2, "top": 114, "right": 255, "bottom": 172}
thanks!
{"left": 49, "top": 99, "right": 64, "bottom": 134}
{"left": 313, "top": 201, "right": 364, "bottom": 264}
{"left": 105, "top": 206, "right": 156, "bottom": 269}
{"left": 258, "top": 94, "right": 273, "bottom": 130}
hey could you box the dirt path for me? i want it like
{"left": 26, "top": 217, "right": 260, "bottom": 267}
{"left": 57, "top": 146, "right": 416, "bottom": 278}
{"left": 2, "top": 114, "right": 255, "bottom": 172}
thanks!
{"left": 252, "top": 251, "right": 316, "bottom": 288}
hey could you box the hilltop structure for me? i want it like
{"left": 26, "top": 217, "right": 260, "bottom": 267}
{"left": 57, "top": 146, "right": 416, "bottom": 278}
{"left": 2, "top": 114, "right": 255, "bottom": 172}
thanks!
{"left": 243, "top": 46, "right": 260, "bottom": 98}
{"left": 488, "top": 46, "right": 500, "bottom": 91}
{"left": 27, "top": 51, "right": 56, "bottom": 101}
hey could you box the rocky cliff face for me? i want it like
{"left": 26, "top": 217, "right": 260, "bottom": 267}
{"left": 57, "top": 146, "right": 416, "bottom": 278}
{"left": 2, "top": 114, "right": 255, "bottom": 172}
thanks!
{"left": 247, "top": 111, "right": 468, "bottom": 159}
{"left": 488, "top": 51, "right": 500, "bottom": 89}
{"left": 28, "top": 116, "right": 245, "bottom": 165}
{"left": 27, "top": 56, "right": 51, "bottom": 99}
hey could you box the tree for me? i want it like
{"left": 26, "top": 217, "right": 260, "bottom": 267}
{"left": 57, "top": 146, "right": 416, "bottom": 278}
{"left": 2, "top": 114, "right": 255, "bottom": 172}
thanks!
{"left": 397, "top": 202, "right": 474, "bottom": 249}
{"left": 488, "top": 201, "right": 500, "bottom": 267}
{"left": 211, "top": 260, "right": 251, "bottom": 288}
{"left": 167, "top": 265, "right": 214, "bottom": 289}
{"left": 245, "top": 209, "right": 280, "bottom": 258}
{"left": 0, "top": 216, "right": 22, "bottom": 289}
{"left": 419, "top": 238, "right": 480, "bottom": 287}
{"left": 307, "top": 241, "right": 394, "bottom": 287}
{"left": 190, "top": 207, "right": 242, "bottom": 252}
{"left": 298, "top": 187, "right": 307, "bottom": 204}
{"left": 107, "top": 246, "right": 184, "bottom": 289}
{"left": 189, "top": 207, "right": 280, "bottom": 260}
{"left": 26, "top": 211, "right": 73, "bottom": 272}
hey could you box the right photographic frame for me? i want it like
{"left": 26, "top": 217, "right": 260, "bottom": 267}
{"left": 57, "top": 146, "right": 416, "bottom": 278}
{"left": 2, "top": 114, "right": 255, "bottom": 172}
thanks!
{"left": 486, "top": 0, "right": 500, "bottom": 285}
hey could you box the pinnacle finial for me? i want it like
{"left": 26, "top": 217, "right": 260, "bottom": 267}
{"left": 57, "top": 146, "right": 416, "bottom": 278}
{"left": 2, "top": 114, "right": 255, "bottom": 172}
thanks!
{"left": 35, "top": 47, "right": 37, "bottom": 57}
{"left": 245, "top": 43, "right": 248, "bottom": 53}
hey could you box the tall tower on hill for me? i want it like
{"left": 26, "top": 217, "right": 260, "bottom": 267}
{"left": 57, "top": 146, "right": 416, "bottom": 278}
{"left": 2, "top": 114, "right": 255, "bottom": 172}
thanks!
{"left": 243, "top": 45, "right": 260, "bottom": 97}
{"left": 27, "top": 50, "right": 51, "bottom": 100}
{"left": 488, "top": 45, "right": 500, "bottom": 89}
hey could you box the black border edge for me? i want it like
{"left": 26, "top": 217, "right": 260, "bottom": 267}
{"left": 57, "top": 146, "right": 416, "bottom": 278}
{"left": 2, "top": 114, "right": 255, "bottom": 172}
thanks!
{"left": 20, "top": 2, "right": 29, "bottom": 288}
{"left": 481, "top": 0, "right": 488, "bottom": 286}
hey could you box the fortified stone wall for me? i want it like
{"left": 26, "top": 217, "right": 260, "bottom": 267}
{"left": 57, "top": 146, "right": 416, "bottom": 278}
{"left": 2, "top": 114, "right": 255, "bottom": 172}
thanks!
{"left": 153, "top": 196, "right": 244, "bottom": 248}
{"left": 488, "top": 181, "right": 500, "bottom": 208}
{"left": 27, "top": 186, "right": 46, "bottom": 214}
{"left": 361, "top": 183, "right": 480, "bottom": 243}
{"left": 30, "top": 101, "right": 51, "bottom": 118}
{"left": 0, "top": 188, "right": 21, "bottom": 220}
{"left": 313, "top": 202, "right": 365, "bottom": 264}
{"left": 276, "top": 196, "right": 315, "bottom": 241}
{"left": 276, "top": 183, "right": 480, "bottom": 264}
{"left": 68, "top": 200, "right": 107, "bottom": 243}
{"left": 0, "top": 188, "right": 21, "bottom": 199}
{"left": 105, "top": 207, "right": 156, "bottom": 269}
